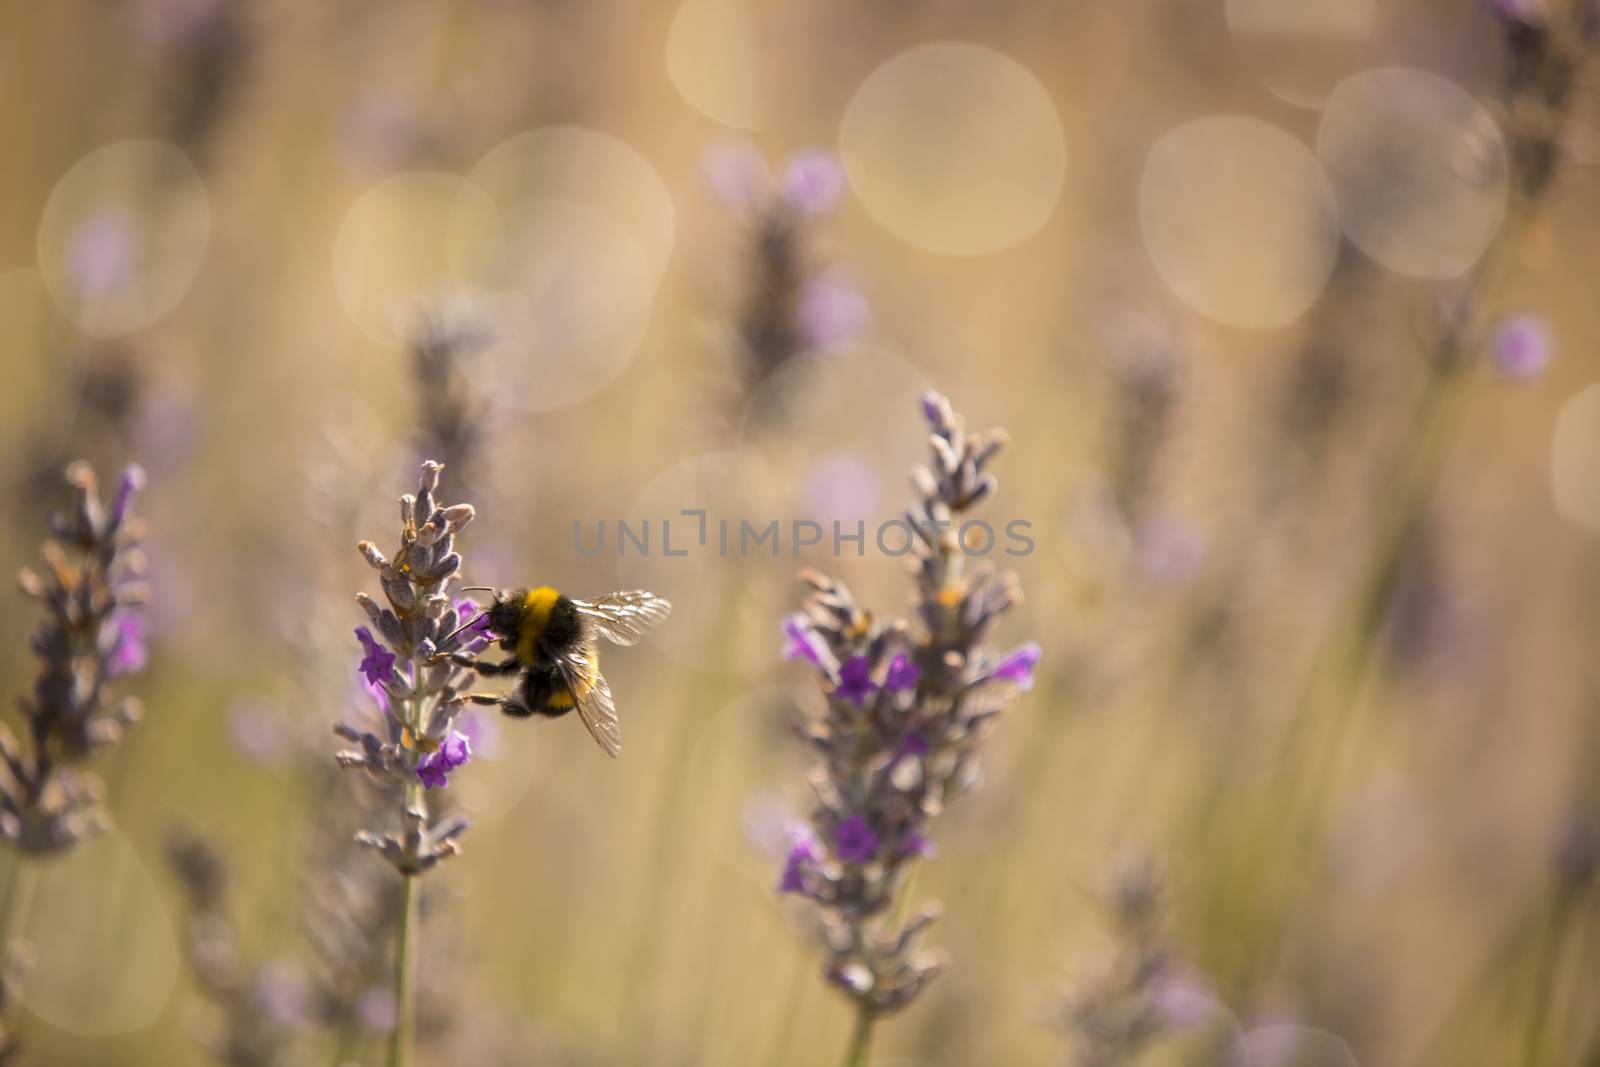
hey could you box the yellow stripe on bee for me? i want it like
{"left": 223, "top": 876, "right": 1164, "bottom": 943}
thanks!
{"left": 547, "top": 686, "right": 576, "bottom": 710}
{"left": 516, "top": 586, "right": 561, "bottom": 664}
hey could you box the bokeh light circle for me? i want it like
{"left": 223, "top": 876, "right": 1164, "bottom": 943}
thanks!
{"left": 1139, "top": 115, "right": 1339, "bottom": 329}
{"left": 1235, "top": 1024, "right": 1358, "bottom": 1067}
{"left": 19, "top": 830, "right": 180, "bottom": 1033}
{"left": 666, "top": 0, "right": 766, "bottom": 130}
{"left": 460, "top": 200, "right": 656, "bottom": 411}
{"left": 840, "top": 42, "right": 1066, "bottom": 256}
{"left": 468, "top": 126, "right": 677, "bottom": 279}
{"left": 37, "top": 140, "right": 211, "bottom": 336}
{"left": 1551, "top": 383, "right": 1600, "bottom": 536}
{"left": 1318, "top": 68, "right": 1507, "bottom": 279}
{"left": 331, "top": 171, "right": 498, "bottom": 345}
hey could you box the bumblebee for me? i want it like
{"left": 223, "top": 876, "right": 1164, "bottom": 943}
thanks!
{"left": 456, "top": 586, "right": 670, "bottom": 757}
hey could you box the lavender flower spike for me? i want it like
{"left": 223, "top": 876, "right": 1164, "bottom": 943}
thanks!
{"left": 333, "top": 460, "right": 482, "bottom": 875}
{"left": 775, "top": 392, "right": 1035, "bottom": 1053}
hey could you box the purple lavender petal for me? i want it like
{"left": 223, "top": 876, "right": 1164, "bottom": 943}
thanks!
{"left": 105, "top": 611, "right": 147, "bottom": 677}
{"left": 835, "top": 655, "right": 876, "bottom": 705}
{"left": 354, "top": 626, "right": 396, "bottom": 688}
{"left": 1491, "top": 314, "right": 1552, "bottom": 380}
{"left": 834, "top": 815, "right": 880, "bottom": 863}
{"left": 884, "top": 652, "right": 920, "bottom": 693}
{"left": 782, "top": 615, "right": 825, "bottom": 667}
{"left": 416, "top": 729, "right": 472, "bottom": 789}
{"left": 798, "top": 272, "right": 872, "bottom": 348}
{"left": 780, "top": 148, "right": 844, "bottom": 216}
{"left": 110, "top": 463, "right": 146, "bottom": 527}
{"left": 903, "top": 831, "right": 936, "bottom": 859}
{"left": 702, "top": 138, "right": 771, "bottom": 212}
{"left": 992, "top": 642, "right": 1041, "bottom": 691}
{"left": 777, "top": 831, "right": 819, "bottom": 894}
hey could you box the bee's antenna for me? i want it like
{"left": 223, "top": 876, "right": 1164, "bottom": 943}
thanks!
{"left": 459, "top": 586, "right": 496, "bottom": 594}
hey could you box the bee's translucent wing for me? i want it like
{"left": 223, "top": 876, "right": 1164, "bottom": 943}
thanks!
{"left": 553, "top": 643, "right": 622, "bottom": 758}
{"left": 573, "top": 591, "right": 671, "bottom": 647}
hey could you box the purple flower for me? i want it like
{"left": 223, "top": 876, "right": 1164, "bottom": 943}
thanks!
{"left": 1491, "top": 314, "right": 1552, "bottom": 380}
{"left": 415, "top": 729, "right": 471, "bottom": 789}
{"left": 458, "top": 707, "right": 502, "bottom": 760}
{"left": 835, "top": 656, "right": 876, "bottom": 705}
{"left": 67, "top": 209, "right": 139, "bottom": 301}
{"left": 884, "top": 653, "right": 919, "bottom": 693}
{"left": 992, "top": 642, "right": 1041, "bottom": 691}
{"left": 356, "top": 987, "right": 396, "bottom": 1033}
{"left": 834, "top": 815, "right": 880, "bottom": 863}
{"left": 453, "top": 598, "right": 494, "bottom": 651}
{"left": 1485, "top": 0, "right": 1547, "bottom": 24}
{"left": 782, "top": 615, "right": 826, "bottom": 667}
{"left": 898, "top": 731, "right": 929, "bottom": 757}
{"left": 778, "top": 829, "right": 819, "bottom": 894}
{"left": 105, "top": 611, "right": 147, "bottom": 677}
{"left": 903, "top": 831, "right": 936, "bottom": 859}
{"left": 354, "top": 626, "right": 396, "bottom": 689}
{"left": 780, "top": 149, "right": 844, "bottom": 216}
{"left": 110, "top": 463, "right": 146, "bottom": 527}
{"left": 252, "top": 960, "right": 310, "bottom": 1028}
{"left": 798, "top": 272, "right": 872, "bottom": 348}
{"left": 702, "top": 138, "right": 771, "bottom": 213}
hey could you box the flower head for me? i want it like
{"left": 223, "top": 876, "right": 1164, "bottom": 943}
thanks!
{"left": 783, "top": 615, "right": 828, "bottom": 668}
{"left": 111, "top": 463, "right": 146, "bottom": 527}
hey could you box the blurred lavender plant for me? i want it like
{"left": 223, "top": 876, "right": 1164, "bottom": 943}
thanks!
{"left": 4, "top": 462, "right": 147, "bottom": 854}
{"left": 332, "top": 460, "right": 486, "bottom": 1067}
{"left": 703, "top": 139, "right": 867, "bottom": 393}
{"left": 778, "top": 392, "right": 1037, "bottom": 1063}
{"left": 1057, "top": 859, "right": 1223, "bottom": 1067}
{"left": 407, "top": 298, "right": 495, "bottom": 488}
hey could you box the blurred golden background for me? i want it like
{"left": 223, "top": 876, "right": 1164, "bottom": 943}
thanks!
{"left": 1, "top": 0, "right": 1599, "bottom": 1064}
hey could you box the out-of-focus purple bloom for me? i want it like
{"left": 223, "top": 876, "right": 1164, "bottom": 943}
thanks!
{"left": 898, "top": 731, "right": 929, "bottom": 757}
{"left": 252, "top": 960, "right": 310, "bottom": 1028}
{"left": 903, "top": 831, "right": 935, "bottom": 859}
{"left": 703, "top": 138, "right": 771, "bottom": 213}
{"left": 110, "top": 464, "right": 146, "bottom": 527}
{"left": 802, "top": 452, "right": 881, "bottom": 527}
{"left": 1133, "top": 515, "right": 1206, "bottom": 587}
{"left": 357, "top": 987, "right": 396, "bottom": 1033}
{"left": 834, "top": 816, "right": 880, "bottom": 863}
{"left": 458, "top": 707, "right": 502, "bottom": 761}
{"left": 780, "top": 149, "right": 845, "bottom": 216}
{"left": 105, "top": 611, "right": 147, "bottom": 677}
{"left": 992, "top": 642, "right": 1041, "bottom": 691}
{"left": 354, "top": 626, "right": 396, "bottom": 688}
{"left": 884, "top": 653, "right": 919, "bottom": 693}
{"left": 1491, "top": 314, "right": 1552, "bottom": 380}
{"left": 415, "top": 730, "right": 471, "bottom": 790}
{"left": 67, "top": 209, "right": 140, "bottom": 301}
{"left": 227, "top": 696, "right": 289, "bottom": 768}
{"left": 1485, "top": 0, "right": 1547, "bottom": 24}
{"left": 798, "top": 272, "right": 872, "bottom": 349}
{"left": 782, "top": 615, "right": 826, "bottom": 667}
{"left": 836, "top": 656, "right": 876, "bottom": 705}
{"left": 338, "top": 91, "right": 420, "bottom": 173}
{"left": 778, "top": 827, "right": 819, "bottom": 894}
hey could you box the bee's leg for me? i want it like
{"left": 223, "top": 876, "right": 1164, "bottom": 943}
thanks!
{"left": 452, "top": 655, "right": 522, "bottom": 676}
{"left": 470, "top": 692, "right": 535, "bottom": 719}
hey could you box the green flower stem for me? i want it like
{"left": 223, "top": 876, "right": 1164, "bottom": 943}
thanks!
{"left": 841, "top": 1001, "right": 875, "bottom": 1067}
